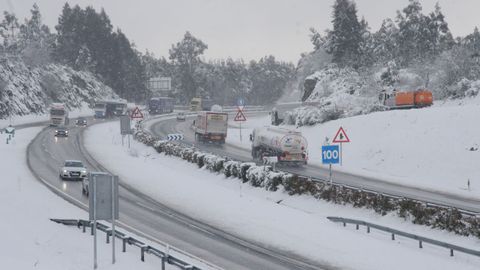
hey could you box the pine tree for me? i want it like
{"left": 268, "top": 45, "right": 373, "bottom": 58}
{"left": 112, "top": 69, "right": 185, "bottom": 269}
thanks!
{"left": 0, "top": 11, "right": 20, "bottom": 53}
{"left": 373, "top": 18, "right": 399, "bottom": 64}
{"left": 18, "top": 4, "right": 54, "bottom": 66}
{"left": 427, "top": 3, "right": 454, "bottom": 56}
{"left": 328, "top": 0, "right": 363, "bottom": 67}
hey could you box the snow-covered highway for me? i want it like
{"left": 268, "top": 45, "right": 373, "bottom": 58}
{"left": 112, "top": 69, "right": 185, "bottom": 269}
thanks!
{"left": 25, "top": 117, "right": 325, "bottom": 270}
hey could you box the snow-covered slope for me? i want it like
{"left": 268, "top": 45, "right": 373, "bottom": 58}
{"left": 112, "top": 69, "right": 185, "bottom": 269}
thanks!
{"left": 287, "top": 96, "right": 480, "bottom": 199}
{"left": 0, "top": 57, "right": 117, "bottom": 118}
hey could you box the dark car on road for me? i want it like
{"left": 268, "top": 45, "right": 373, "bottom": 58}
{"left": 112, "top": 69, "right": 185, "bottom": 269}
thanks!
{"left": 75, "top": 117, "right": 87, "bottom": 127}
{"left": 54, "top": 126, "right": 69, "bottom": 137}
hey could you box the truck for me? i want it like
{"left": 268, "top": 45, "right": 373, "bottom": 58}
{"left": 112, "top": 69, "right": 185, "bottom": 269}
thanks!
{"left": 193, "top": 111, "right": 228, "bottom": 143}
{"left": 148, "top": 97, "right": 174, "bottom": 114}
{"left": 94, "top": 99, "right": 127, "bottom": 118}
{"left": 49, "top": 103, "right": 69, "bottom": 126}
{"left": 190, "top": 97, "right": 214, "bottom": 111}
{"left": 250, "top": 127, "right": 308, "bottom": 165}
{"left": 379, "top": 89, "right": 433, "bottom": 109}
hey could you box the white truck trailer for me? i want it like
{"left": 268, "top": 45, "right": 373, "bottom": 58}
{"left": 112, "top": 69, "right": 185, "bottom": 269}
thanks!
{"left": 49, "top": 103, "right": 69, "bottom": 126}
{"left": 250, "top": 127, "right": 308, "bottom": 165}
{"left": 194, "top": 111, "right": 228, "bottom": 143}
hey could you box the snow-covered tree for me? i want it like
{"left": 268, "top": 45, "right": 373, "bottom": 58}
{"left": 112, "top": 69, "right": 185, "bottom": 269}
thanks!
{"left": 373, "top": 18, "right": 399, "bottom": 65}
{"left": 169, "top": 31, "right": 208, "bottom": 101}
{"left": 328, "top": 0, "right": 363, "bottom": 67}
{"left": 18, "top": 4, "right": 55, "bottom": 66}
{"left": 0, "top": 11, "right": 20, "bottom": 53}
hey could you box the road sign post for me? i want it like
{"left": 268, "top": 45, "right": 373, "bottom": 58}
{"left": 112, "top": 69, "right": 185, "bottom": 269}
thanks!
{"left": 234, "top": 108, "right": 247, "bottom": 142}
{"left": 89, "top": 173, "right": 119, "bottom": 269}
{"left": 130, "top": 107, "right": 144, "bottom": 120}
{"left": 332, "top": 127, "right": 350, "bottom": 166}
{"left": 322, "top": 145, "right": 340, "bottom": 184}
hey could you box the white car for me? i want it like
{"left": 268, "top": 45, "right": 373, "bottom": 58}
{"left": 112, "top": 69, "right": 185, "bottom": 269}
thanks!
{"left": 59, "top": 160, "right": 87, "bottom": 180}
{"left": 176, "top": 112, "right": 186, "bottom": 121}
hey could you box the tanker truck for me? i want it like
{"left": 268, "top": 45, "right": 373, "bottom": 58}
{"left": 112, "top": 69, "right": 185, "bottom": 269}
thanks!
{"left": 250, "top": 127, "right": 308, "bottom": 165}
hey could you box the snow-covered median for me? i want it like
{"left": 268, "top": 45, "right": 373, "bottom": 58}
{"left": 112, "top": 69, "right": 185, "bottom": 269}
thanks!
{"left": 0, "top": 127, "right": 158, "bottom": 270}
{"left": 85, "top": 121, "right": 480, "bottom": 270}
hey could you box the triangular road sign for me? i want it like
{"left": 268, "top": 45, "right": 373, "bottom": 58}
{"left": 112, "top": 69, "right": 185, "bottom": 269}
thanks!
{"left": 333, "top": 126, "right": 350, "bottom": 143}
{"left": 234, "top": 109, "right": 246, "bottom": 122}
{"left": 130, "top": 107, "right": 144, "bottom": 119}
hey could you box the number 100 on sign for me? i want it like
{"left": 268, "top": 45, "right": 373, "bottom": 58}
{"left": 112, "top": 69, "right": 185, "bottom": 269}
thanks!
{"left": 322, "top": 145, "right": 339, "bottom": 164}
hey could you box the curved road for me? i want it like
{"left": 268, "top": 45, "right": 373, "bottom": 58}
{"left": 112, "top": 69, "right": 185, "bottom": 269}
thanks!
{"left": 26, "top": 118, "right": 327, "bottom": 270}
{"left": 150, "top": 114, "right": 480, "bottom": 214}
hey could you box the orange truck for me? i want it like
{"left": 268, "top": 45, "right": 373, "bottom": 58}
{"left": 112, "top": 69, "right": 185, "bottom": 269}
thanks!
{"left": 380, "top": 89, "right": 433, "bottom": 109}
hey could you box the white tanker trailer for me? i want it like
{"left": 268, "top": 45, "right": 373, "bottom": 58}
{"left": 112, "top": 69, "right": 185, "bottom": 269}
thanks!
{"left": 250, "top": 127, "right": 308, "bottom": 165}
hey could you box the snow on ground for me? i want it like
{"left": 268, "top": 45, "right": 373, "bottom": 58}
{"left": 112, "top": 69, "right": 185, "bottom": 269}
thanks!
{"left": 85, "top": 121, "right": 480, "bottom": 270}
{"left": 0, "top": 126, "right": 163, "bottom": 270}
{"left": 297, "top": 97, "right": 480, "bottom": 200}
{"left": 226, "top": 96, "right": 480, "bottom": 200}
{"left": 0, "top": 103, "right": 94, "bottom": 128}
{"left": 226, "top": 115, "right": 269, "bottom": 149}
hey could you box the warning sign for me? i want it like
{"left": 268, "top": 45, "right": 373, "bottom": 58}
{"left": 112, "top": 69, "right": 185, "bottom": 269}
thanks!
{"left": 130, "top": 107, "right": 144, "bottom": 119}
{"left": 332, "top": 127, "right": 350, "bottom": 143}
{"left": 234, "top": 109, "right": 246, "bottom": 122}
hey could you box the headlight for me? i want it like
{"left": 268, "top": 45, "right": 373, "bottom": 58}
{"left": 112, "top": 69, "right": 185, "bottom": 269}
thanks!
{"left": 55, "top": 130, "right": 58, "bottom": 133}
{"left": 81, "top": 170, "right": 87, "bottom": 174}
{"left": 65, "top": 131, "right": 69, "bottom": 133}
{"left": 63, "top": 170, "right": 68, "bottom": 173}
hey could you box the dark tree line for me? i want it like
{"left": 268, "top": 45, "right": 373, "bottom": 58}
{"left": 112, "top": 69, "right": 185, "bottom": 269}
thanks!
{"left": 54, "top": 3, "right": 146, "bottom": 101}
{"left": 0, "top": 4, "right": 294, "bottom": 105}
{"left": 143, "top": 31, "right": 295, "bottom": 105}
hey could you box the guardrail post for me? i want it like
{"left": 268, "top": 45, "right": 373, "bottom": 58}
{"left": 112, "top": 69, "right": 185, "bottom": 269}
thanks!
{"left": 106, "top": 230, "right": 110, "bottom": 244}
{"left": 343, "top": 222, "right": 346, "bottom": 227}
{"left": 141, "top": 246, "right": 146, "bottom": 262}
{"left": 419, "top": 240, "right": 423, "bottom": 248}
{"left": 391, "top": 233, "right": 395, "bottom": 240}
{"left": 367, "top": 226, "right": 370, "bottom": 233}
{"left": 161, "top": 256, "right": 166, "bottom": 270}
{"left": 91, "top": 224, "right": 94, "bottom": 236}
{"left": 356, "top": 224, "right": 359, "bottom": 230}
{"left": 122, "top": 238, "right": 127, "bottom": 252}
{"left": 82, "top": 222, "right": 86, "bottom": 233}
{"left": 450, "top": 249, "right": 454, "bottom": 257}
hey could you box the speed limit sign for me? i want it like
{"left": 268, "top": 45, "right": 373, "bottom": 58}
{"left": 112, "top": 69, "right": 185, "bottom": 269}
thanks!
{"left": 322, "top": 145, "right": 339, "bottom": 164}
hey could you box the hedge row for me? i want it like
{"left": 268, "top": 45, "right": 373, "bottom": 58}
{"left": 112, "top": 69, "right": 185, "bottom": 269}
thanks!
{"left": 134, "top": 129, "right": 480, "bottom": 238}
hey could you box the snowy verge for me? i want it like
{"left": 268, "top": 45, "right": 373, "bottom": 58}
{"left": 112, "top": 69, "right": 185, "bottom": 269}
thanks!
{"left": 0, "top": 127, "right": 164, "bottom": 270}
{"left": 84, "top": 121, "right": 480, "bottom": 270}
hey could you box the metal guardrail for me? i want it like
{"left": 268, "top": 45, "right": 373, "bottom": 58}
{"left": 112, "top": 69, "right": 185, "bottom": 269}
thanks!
{"left": 51, "top": 219, "right": 207, "bottom": 270}
{"left": 327, "top": 216, "right": 480, "bottom": 258}
{"left": 307, "top": 174, "right": 480, "bottom": 217}
{"left": 173, "top": 105, "right": 265, "bottom": 112}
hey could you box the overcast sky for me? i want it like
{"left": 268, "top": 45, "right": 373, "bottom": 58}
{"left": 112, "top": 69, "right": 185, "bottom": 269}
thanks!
{"left": 2, "top": 0, "right": 479, "bottom": 63}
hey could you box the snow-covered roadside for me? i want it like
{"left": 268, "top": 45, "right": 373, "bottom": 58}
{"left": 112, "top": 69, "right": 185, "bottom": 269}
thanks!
{"left": 0, "top": 103, "right": 94, "bottom": 128}
{"left": 0, "top": 127, "right": 159, "bottom": 270}
{"left": 226, "top": 97, "right": 480, "bottom": 200}
{"left": 85, "top": 121, "right": 480, "bottom": 270}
